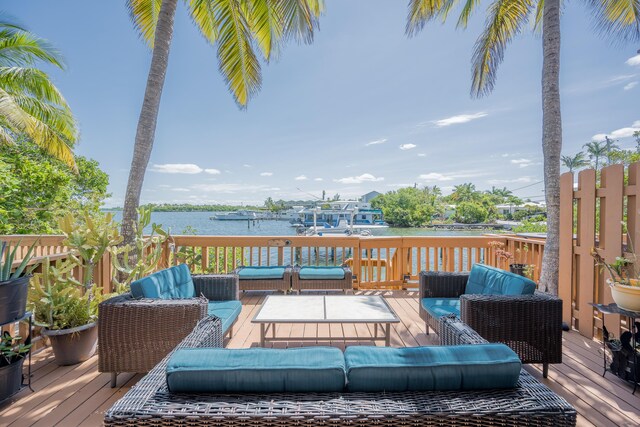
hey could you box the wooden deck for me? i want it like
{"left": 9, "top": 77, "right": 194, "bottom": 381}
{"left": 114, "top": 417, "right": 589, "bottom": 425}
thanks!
{"left": 1, "top": 291, "right": 638, "bottom": 427}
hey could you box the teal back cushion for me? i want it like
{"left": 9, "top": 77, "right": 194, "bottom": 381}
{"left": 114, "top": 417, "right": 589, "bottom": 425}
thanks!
{"left": 130, "top": 264, "right": 195, "bottom": 299}
{"left": 238, "top": 266, "right": 285, "bottom": 280}
{"left": 344, "top": 344, "right": 521, "bottom": 392}
{"left": 166, "top": 347, "right": 346, "bottom": 393}
{"left": 465, "top": 264, "right": 536, "bottom": 296}
{"left": 299, "top": 266, "right": 345, "bottom": 280}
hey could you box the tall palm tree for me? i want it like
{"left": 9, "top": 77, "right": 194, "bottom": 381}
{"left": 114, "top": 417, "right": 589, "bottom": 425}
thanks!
{"left": 584, "top": 140, "right": 608, "bottom": 171}
{"left": 406, "top": 0, "right": 639, "bottom": 294}
{"left": 561, "top": 151, "right": 589, "bottom": 172}
{"left": 450, "top": 182, "right": 477, "bottom": 202}
{"left": 603, "top": 136, "right": 620, "bottom": 165}
{"left": 0, "top": 18, "right": 77, "bottom": 168}
{"left": 122, "top": 0, "right": 323, "bottom": 243}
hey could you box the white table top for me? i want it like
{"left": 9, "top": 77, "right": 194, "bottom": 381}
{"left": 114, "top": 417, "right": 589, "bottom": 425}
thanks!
{"left": 252, "top": 295, "right": 400, "bottom": 323}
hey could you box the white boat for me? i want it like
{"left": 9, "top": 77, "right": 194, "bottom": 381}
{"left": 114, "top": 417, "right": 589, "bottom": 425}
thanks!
{"left": 210, "top": 210, "right": 259, "bottom": 221}
{"left": 291, "top": 201, "right": 389, "bottom": 235}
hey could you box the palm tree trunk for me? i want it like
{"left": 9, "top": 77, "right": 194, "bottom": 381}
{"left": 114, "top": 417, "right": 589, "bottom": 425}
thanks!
{"left": 121, "top": 0, "right": 178, "bottom": 245}
{"left": 539, "top": 0, "right": 562, "bottom": 295}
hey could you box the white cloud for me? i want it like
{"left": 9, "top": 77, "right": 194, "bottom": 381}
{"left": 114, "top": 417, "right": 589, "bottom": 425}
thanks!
{"left": 243, "top": 164, "right": 252, "bottom": 168}
{"left": 399, "top": 143, "right": 417, "bottom": 150}
{"left": 433, "top": 112, "right": 488, "bottom": 127}
{"left": 418, "top": 171, "right": 488, "bottom": 182}
{"left": 627, "top": 54, "right": 640, "bottom": 67}
{"left": 419, "top": 173, "right": 453, "bottom": 182}
{"left": 487, "top": 177, "right": 535, "bottom": 185}
{"left": 510, "top": 158, "right": 533, "bottom": 168}
{"left": 294, "top": 175, "right": 308, "bottom": 181}
{"left": 334, "top": 173, "right": 384, "bottom": 184}
{"left": 417, "top": 153, "right": 426, "bottom": 157}
{"left": 192, "top": 183, "right": 280, "bottom": 194}
{"left": 171, "top": 188, "right": 191, "bottom": 192}
{"left": 593, "top": 120, "right": 640, "bottom": 141}
{"left": 260, "top": 172, "right": 273, "bottom": 177}
{"left": 314, "top": 178, "right": 324, "bottom": 181}
{"left": 501, "top": 153, "right": 510, "bottom": 158}
{"left": 624, "top": 82, "right": 638, "bottom": 91}
{"left": 151, "top": 163, "right": 203, "bottom": 174}
{"left": 204, "top": 168, "right": 221, "bottom": 175}
{"left": 366, "top": 138, "right": 387, "bottom": 146}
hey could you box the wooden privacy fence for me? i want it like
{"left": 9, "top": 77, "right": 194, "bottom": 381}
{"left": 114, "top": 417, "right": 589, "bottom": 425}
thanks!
{"left": 559, "top": 162, "right": 640, "bottom": 340}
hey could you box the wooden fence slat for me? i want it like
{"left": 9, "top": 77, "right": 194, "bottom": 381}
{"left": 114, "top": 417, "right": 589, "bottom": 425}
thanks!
{"left": 559, "top": 171, "right": 574, "bottom": 325}
{"left": 576, "top": 168, "right": 597, "bottom": 336}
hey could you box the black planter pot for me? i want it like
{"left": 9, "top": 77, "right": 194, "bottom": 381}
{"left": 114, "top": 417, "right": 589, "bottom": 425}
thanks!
{"left": 509, "top": 264, "right": 528, "bottom": 277}
{"left": 0, "top": 358, "right": 24, "bottom": 402}
{"left": 42, "top": 322, "right": 98, "bottom": 366}
{"left": 0, "top": 276, "right": 30, "bottom": 325}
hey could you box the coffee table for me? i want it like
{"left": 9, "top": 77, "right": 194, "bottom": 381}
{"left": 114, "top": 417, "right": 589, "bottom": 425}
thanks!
{"left": 252, "top": 295, "right": 400, "bottom": 346}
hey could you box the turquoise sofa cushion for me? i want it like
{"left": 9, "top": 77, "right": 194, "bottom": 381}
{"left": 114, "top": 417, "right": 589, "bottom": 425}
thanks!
{"left": 130, "top": 264, "right": 195, "bottom": 299}
{"left": 298, "top": 266, "right": 345, "bottom": 280}
{"left": 465, "top": 264, "right": 536, "bottom": 296}
{"left": 344, "top": 344, "right": 521, "bottom": 392}
{"left": 208, "top": 300, "right": 242, "bottom": 334}
{"left": 238, "top": 266, "right": 285, "bottom": 280}
{"left": 421, "top": 298, "right": 460, "bottom": 319}
{"left": 166, "top": 347, "right": 346, "bottom": 393}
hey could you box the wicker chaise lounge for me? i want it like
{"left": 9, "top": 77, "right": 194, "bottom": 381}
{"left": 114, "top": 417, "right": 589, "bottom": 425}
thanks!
{"left": 419, "top": 266, "right": 563, "bottom": 377}
{"left": 98, "top": 268, "right": 239, "bottom": 387}
{"left": 104, "top": 317, "right": 576, "bottom": 426}
{"left": 232, "top": 265, "right": 293, "bottom": 292}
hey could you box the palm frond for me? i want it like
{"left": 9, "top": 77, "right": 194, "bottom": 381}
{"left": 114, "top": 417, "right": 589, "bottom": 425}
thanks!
{"left": 280, "top": 0, "right": 323, "bottom": 45}
{"left": 0, "top": 67, "right": 69, "bottom": 107}
{"left": 0, "top": 87, "right": 75, "bottom": 168}
{"left": 471, "top": 0, "right": 534, "bottom": 97}
{"left": 590, "top": 0, "right": 640, "bottom": 41}
{"left": 406, "top": 0, "right": 454, "bottom": 36}
{"left": 127, "top": 0, "right": 163, "bottom": 47}
{"left": 213, "top": 0, "right": 262, "bottom": 107}
{"left": 188, "top": 0, "right": 219, "bottom": 45}
{"left": 458, "top": 0, "right": 482, "bottom": 28}
{"left": 245, "top": 0, "right": 285, "bottom": 61}
{"left": 0, "top": 26, "right": 64, "bottom": 68}
{"left": 12, "top": 95, "right": 77, "bottom": 143}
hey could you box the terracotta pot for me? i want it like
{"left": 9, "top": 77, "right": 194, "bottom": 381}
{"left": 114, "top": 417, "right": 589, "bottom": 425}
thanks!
{"left": 610, "top": 283, "right": 640, "bottom": 312}
{"left": 42, "top": 322, "right": 98, "bottom": 366}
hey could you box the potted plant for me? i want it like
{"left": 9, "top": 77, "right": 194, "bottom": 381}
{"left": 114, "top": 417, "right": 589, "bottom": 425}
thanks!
{"left": 29, "top": 210, "right": 122, "bottom": 365}
{"left": 592, "top": 248, "right": 640, "bottom": 312}
{"left": 488, "top": 241, "right": 513, "bottom": 270}
{"left": 0, "top": 331, "right": 31, "bottom": 401}
{"left": 0, "top": 240, "right": 38, "bottom": 325}
{"left": 510, "top": 244, "right": 531, "bottom": 278}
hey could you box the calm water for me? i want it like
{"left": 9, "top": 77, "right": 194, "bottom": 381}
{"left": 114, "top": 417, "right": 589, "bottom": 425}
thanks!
{"left": 109, "top": 211, "right": 490, "bottom": 237}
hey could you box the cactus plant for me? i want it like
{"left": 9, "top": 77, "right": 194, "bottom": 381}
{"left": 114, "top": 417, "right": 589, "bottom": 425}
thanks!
{"left": 0, "top": 239, "right": 38, "bottom": 282}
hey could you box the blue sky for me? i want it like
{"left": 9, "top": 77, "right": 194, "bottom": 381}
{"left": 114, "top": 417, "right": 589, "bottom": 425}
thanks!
{"left": 8, "top": 1, "right": 640, "bottom": 207}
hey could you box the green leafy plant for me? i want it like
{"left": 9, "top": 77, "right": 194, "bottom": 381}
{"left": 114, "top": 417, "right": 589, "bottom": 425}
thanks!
{"left": 0, "top": 239, "right": 38, "bottom": 281}
{"left": 110, "top": 206, "right": 168, "bottom": 294}
{"left": 58, "top": 209, "right": 123, "bottom": 294}
{"left": 0, "top": 331, "right": 31, "bottom": 368}
{"left": 28, "top": 257, "right": 104, "bottom": 330}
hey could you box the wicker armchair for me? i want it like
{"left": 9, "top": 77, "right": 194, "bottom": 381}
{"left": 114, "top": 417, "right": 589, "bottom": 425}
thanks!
{"left": 293, "top": 265, "right": 353, "bottom": 293}
{"left": 98, "top": 274, "right": 238, "bottom": 387}
{"left": 419, "top": 270, "right": 563, "bottom": 378}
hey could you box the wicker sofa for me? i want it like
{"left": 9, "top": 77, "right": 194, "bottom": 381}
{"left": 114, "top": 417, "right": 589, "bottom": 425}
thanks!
{"left": 98, "top": 269, "right": 239, "bottom": 387}
{"left": 419, "top": 265, "right": 563, "bottom": 377}
{"left": 104, "top": 316, "right": 576, "bottom": 426}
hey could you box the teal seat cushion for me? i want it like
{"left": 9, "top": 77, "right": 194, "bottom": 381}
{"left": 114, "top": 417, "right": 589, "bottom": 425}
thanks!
{"left": 130, "top": 264, "right": 195, "bottom": 299}
{"left": 465, "top": 264, "right": 536, "bottom": 296}
{"left": 166, "top": 347, "right": 346, "bottom": 393}
{"left": 299, "top": 266, "right": 346, "bottom": 280}
{"left": 344, "top": 344, "right": 521, "bottom": 392}
{"left": 421, "top": 298, "right": 460, "bottom": 319}
{"left": 238, "top": 266, "right": 285, "bottom": 280}
{"left": 208, "top": 300, "right": 242, "bottom": 334}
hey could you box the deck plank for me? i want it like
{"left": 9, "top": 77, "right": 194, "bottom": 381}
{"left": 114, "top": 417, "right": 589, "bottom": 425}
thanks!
{"left": 1, "top": 291, "right": 638, "bottom": 427}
